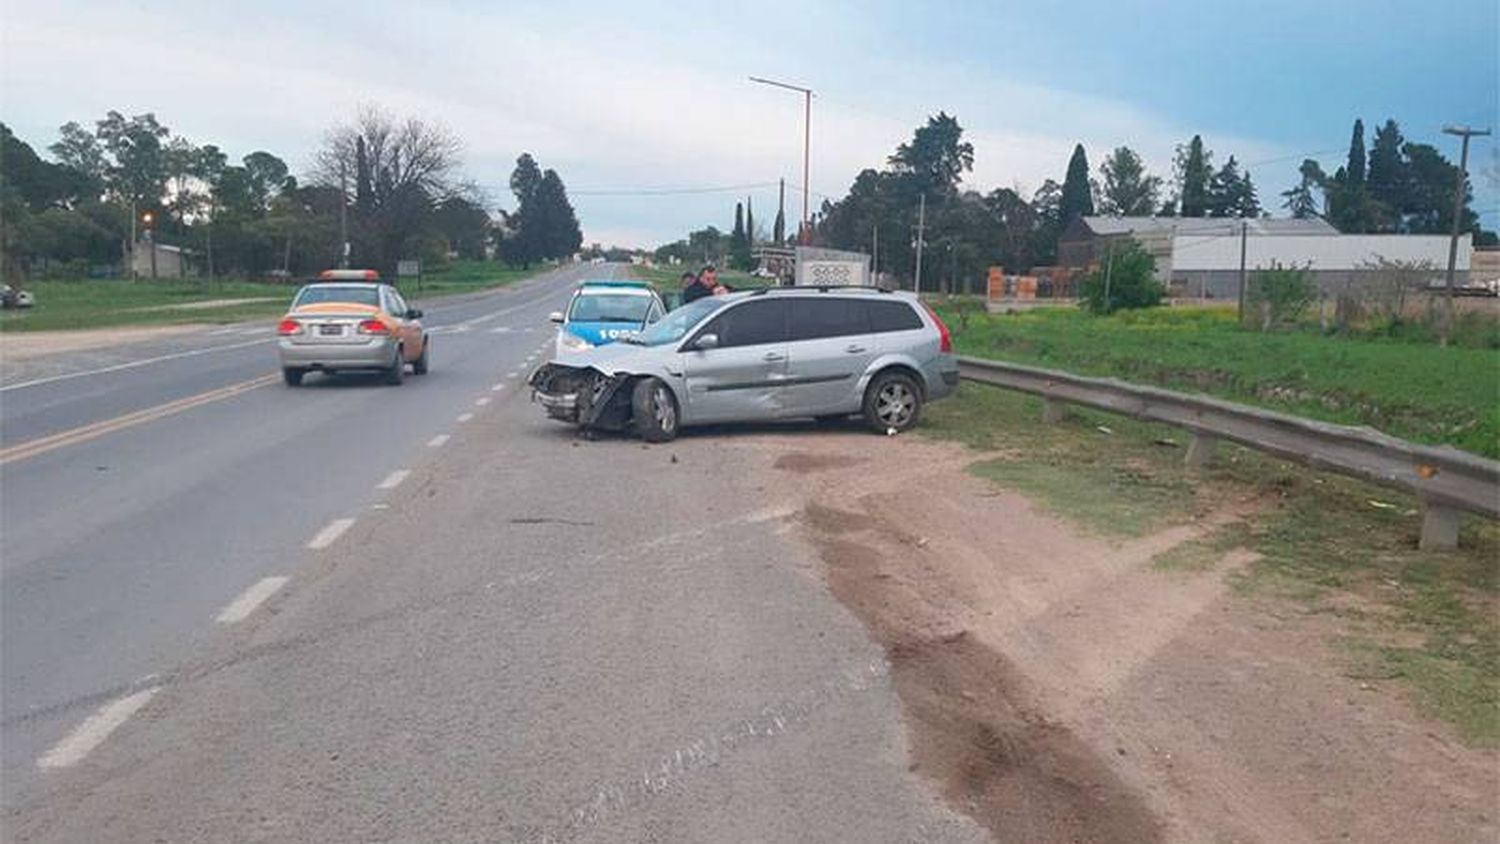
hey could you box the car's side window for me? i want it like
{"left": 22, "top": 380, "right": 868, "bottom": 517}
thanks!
{"left": 868, "top": 300, "right": 924, "bottom": 333}
{"left": 695, "top": 299, "right": 788, "bottom": 348}
{"left": 646, "top": 301, "right": 663, "bottom": 324}
{"left": 387, "top": 289, "right": 409, "bottom": 317}
{"left": 789, "top": 298, "right": 870, "bottom": 341}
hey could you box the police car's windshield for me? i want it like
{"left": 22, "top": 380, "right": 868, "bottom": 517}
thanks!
{"left": 293, "top": 285, "right": 380, "bottom": 307}
{"left": 633, "top": 296, "right": 727, "bottom": 346}
{"left": 569, "top": 293, "right": 651, "bottom": 323}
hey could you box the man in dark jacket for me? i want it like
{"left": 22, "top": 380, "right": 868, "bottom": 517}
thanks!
{"left": 681, "top": 266, "right": 716, "bottom": 303}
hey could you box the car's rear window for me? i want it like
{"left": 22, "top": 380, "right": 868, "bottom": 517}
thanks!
{"left": 867, "top": 300, "right": 924, "bottom": 332}
{"left": 569, "top": 293, "right": 651, "bottom": 323}
{"left": 293, "top": 285, "right": 380, "bottom": 308}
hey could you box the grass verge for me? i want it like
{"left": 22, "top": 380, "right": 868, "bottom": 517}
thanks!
{"left": 1, "top": 261, "right": 543, "bottom": 333}
{"left": 932, "top": 303, "right": 1500, "bottom": 458}
{"left": 923, "top": 382, "right": 1500, "bottom": 745}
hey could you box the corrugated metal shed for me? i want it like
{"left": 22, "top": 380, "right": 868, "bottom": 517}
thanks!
{"left": 1079, "top": 216, "right": 1339, "bottom": 237}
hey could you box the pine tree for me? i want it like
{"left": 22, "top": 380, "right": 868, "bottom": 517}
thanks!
{"left": 1366, "top": 119, "right": 1406, "bottom": 229}
{"left": 729, "top": 201, "right": 751, "bottom": 270}
{"left": 1345, "top": 119, "right": 1366, "bottom": 185}
{"left": 1176, "top": 135, "right": 1211, "bottom": 217}
{"left": 1207, "top": 156, "right": 1258, "bottom": 217}
{"left": 1281, "top": 159, "right": 1326, "bottom": 219}
{"left": 1059, "top": 143, "right": 1094, "bottom": 223}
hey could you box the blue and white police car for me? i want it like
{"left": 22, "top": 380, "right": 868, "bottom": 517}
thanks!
{"left": 549, "top": 280, "right": 666, "bottom": 356}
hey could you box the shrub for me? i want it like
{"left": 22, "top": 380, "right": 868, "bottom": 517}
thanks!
{"left": 1079, "top": 238, "right": 1163, "bottom": 314}
{"left": 1246, "top": 264, "right": 1315, "bottom": 330}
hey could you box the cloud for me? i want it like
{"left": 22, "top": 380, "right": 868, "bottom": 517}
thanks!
{"left": 2, "top": 0, "right": 1301, "bottom": 246}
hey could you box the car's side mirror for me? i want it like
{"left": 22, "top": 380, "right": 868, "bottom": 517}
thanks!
{"left": 692, "top": 333, "right": 719, "bottom": 351}
{"left": 548, "top": 311, "right": 565, "bottom": 324}
{"left": 406, "top": 308, "right": 423, "bottom": 319}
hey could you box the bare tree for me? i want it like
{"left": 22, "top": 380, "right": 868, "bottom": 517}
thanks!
{"left": 1357, "top": 256, "right": 1437, "bottom": 325}
{"left": 312, "top": 104, "right": 463, "bottom": 207}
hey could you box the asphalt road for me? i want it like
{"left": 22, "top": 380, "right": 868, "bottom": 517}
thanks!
{"left": 0, "top": 264, "right": 985, "bottom": 841}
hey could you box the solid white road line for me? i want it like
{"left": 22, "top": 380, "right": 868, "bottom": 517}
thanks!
{"left": 456, "top": 413, "right": 474, "bottom": 423}
{"left": 427, "top": 434, "right": 450, "bottom": 448}
{"left": 37, "top": 687, "right": 160, "bottom": 769}
{"left": 215, "top": 576, "right": 290, "bottom": 624}
{"left": 475, "top": 397, "right": 491, "bottom": 407}
{"left": 0, "top": 337, "right": 270, "bottom": 393}
{"left": 306, "top": 518, "right": 355, "bottom": 550}
{"left": 376, "top": 469, "right": 411, "bottom": 490}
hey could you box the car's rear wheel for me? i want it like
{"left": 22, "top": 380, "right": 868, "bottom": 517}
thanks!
{"left": 384, "top": 346, "right": 405, "bottom": 385}
{"left": 412, "top": 337, "right": 430, "bottom": 375}
{"left": 631, "top": 377, "right": 679, "bottom": 442}
{"left": 282, "top": 367, "right": 305, "bottom": 387}
{"left": 862, "top": 371, "right": 923, "bottom": 433}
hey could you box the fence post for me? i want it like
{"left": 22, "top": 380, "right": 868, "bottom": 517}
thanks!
{"left": 1041, "top": 397, "right": 1067, "bottom": 425}
{"left": 1418, "top": 501, "right": 1460, "bottom": 551}
{"left": 1185, "top": 432, "right": 1218, "bottom": 470}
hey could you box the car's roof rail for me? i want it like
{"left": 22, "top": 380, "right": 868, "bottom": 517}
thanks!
{"left": 749, "top": 285, "right": 894, "bottom": 295}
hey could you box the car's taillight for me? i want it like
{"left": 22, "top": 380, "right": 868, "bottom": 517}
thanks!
{"left": 921, "top": 302, "right": 953, "bottom": 353}
{"left": 357, "top": 319, "right": 389, "bottom": 335}
{"left": 277, "top": 318, "right": 302, "bottom": 336}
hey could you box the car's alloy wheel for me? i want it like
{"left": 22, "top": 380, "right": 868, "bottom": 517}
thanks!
{"left": 631, "top": 377, "right": 678, "bottom": 442}
{"left": 863, "top": 372, "right": 922, "bottom": 432}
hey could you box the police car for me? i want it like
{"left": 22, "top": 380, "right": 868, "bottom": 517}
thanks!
{"left": 548, "top": 280, "right": 666, "bottom": 355}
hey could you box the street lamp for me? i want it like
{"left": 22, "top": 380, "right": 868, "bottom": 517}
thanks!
{"left": 141, "top": 211, "right": 157, "bottom": 279}
{"left": 749, "top": 76, "right": 813, "bottom": 245}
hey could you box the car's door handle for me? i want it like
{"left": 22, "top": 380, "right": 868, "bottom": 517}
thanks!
{"left": 763, "top": 352, "right": 786, "bottom": 362}
{"left": 845, "top": 345, "right": 867, "bottom": 354}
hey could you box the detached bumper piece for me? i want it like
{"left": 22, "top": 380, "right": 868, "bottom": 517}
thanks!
{"left": 528, "top": 364, "right": 634, "bottom": 430}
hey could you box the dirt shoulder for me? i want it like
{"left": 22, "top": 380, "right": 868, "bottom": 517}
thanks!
{"left": 749, "top": 428, "right": 1497, "bottom": 843}
{"left": 0, "top": 324, "right": 214, "bottom": 362}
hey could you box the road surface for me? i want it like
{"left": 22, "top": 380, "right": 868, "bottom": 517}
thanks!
{"left": 1, "top": 264, "right": 984, "bottom": 841}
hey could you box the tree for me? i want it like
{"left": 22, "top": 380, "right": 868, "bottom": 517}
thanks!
{"left": 1079, "top": 238, "right": 1162, "bottom": 313}
{"left": 1174, "top": 135, "right": 1211, "bottom": 217}
{"left": 729, "top": 201, "right": 751, "bottom": 270}
{"left": 1029, "top": 178, "right": 1064, "bottom": 266}
{"left": 1097, "top": 146, "right": 1161, "bottom": 216}
{"left": 434, "top": 195, "right": 492, "bottom": 260}
{"left": 744, "top": 198, "right": 755, "bottom": 248}
{"left": 1400, "top": 142, "right": 1479, "bottom": 236}
{"left": 1246, "top": 264, "right": 1315, "bottom": 330}
{"left": 1281, "top": 159, "right": 1326, "bottom": 218}
{"left": 1345, "top": 118, "right": 1366, "bottom": 185}
{"left": 95, "top": 111, "right": 171, "bottom": 211}
{"left": 1060, "top": 143, "right": 1094, "bottom": 223}
{"left": 887, "top": 111, "right": 974, "bottom": 198}
{"left": 984, "top": 187, "right": 1037, "bottom": 271}
{"left": 47, "top": 122, "right": 107, "bottom": 199}
{"left": 1207, "top": 156, "right": 1260, "bottom": 217}
{"left": 773, "top": 203, "right": 785, "bottom": 245}
{"left": 242, "top": 151, "right": 291, "bottom": 214}
{"left": 1366, "top": 119, "right": 1406, "bottom": 227}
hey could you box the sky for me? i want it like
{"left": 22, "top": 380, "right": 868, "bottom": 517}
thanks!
{"left": 2, "top": 0, "right": 1497, "bottom": 248}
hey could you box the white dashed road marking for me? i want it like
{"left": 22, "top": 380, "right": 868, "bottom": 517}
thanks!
{"left": 456, "top": 413, "right": 474, "bottom": 423}
{"left": 306, "top": 518, "right": 355, "bottom": 550}
{"left": 37, "top": 687, "right": 160, "bottom": 769}
{"left": 490, "top": 326, "right": 512, "bottom": 334}
{"left": 491, "top": 384, "right": 505, "bottom": 392}
{"left": 506, "top": 372, "right": 520, "bottom": 379}
{"left": 215, "top": 576, "right": 290, "bottom": 623}
{"left": 475, "top": 397, "right": 491, "bottom": 407}
{"left": 376, "top": 469, "right": 411, "bottom": 490}
{"left": 427, "top": 434, "right": 450, "bottom": 448}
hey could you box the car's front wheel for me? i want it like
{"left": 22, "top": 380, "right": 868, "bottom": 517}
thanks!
{"left": 631, "top": 377, "right": 679, "bottom": 442}
{"left": 862, "top": 371, "right": 923, "bottom": 433}
{"left": 282, "top": 367, "right": 305, "bottom": 387}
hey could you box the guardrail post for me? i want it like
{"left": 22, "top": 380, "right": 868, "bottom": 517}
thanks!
{"left": 1419, "top": 501, "right": 1460, "bottom": 551}
{"left": 1041, "top": 397, "right": 1067, "bottom": 425}
{"left": 1185, "top": 432, "right": 1218, "bottom": 470}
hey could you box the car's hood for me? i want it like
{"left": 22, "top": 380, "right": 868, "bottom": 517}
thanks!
{"left": 563, "top": 320, "right": 644, "bottom": 346}
{"left": 551, "top": 339, "right": 663, "bottom": 375}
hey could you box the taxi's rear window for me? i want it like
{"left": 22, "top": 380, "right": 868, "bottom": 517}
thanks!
{"left": 293, "top": 285, "right": 380, "bottom": 308}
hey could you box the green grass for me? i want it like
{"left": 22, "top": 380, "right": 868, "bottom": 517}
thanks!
{"left": 933, "top": 304, "right": 1500, "bottom": 458}
{"left": 1, "top": 261, "right": 542, "bottom": 333}
{"left": 923, "top": 382, "right": 1500, "bottom": 745}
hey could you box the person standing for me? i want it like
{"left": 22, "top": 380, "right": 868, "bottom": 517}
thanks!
{"left": 681, "top": 269, "right": 711, "bottom": 304}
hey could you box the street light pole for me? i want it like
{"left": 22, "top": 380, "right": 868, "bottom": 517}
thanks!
{"left": 749, "top": 76, "right": 813, "bottom": 244}
{"left": 1440, "top": 124, "right": 1490, "bottom": 345}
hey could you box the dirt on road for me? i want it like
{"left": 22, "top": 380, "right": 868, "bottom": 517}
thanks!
{"left": 754, "top": 431, "right": 1498, "bottom": 843}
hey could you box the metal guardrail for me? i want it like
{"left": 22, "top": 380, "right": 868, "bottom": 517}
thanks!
{"left": 957, "top": 356, "right": 1500, "bottom": 550}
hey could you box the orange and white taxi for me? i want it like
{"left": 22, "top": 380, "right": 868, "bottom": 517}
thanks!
{"left": 276, "top": 270, "right": 429, "bottom": 386}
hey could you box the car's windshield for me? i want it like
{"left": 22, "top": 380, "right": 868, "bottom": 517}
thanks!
{"left": 633, "top": 296, "right": 727, "bottom": 346}
{"left": 293, "top": 285, "right": 380, "bottom": 308}
{"left": 568, "top": 293, "right": 651, "bottom": 323}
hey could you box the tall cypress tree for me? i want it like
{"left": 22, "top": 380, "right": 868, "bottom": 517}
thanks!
{"left": 745, "top": 197, "right": 755, "bottom": 248}
{"left": 1345, "top": 119, "right": 1366, "bottom": 185}
{"left": 730, "top": 201, "right": 750, "bottom": 270}
{"left": 1059, "top": 144, "right": 1094, "bottom": 224}
{"left": 1366, "top": 119, "right": 1406, "bottom": 227}
{"left": 1177, "top": 135, "right": 1211, "bottom": 217}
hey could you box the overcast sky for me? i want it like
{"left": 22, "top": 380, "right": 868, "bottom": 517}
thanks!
{"left": 3, "top": 0, "right": 1496, "bottom": 247}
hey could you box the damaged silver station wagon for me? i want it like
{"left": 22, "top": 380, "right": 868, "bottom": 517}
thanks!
{"left": 527, "top": 287, "right": 960, "bottom": 442}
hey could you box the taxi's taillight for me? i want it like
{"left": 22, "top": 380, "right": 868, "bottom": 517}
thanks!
{"left": 277, "top": 318, "right": 302, "bottom": 336}
{"left": 357, "top": 319, "right": 389, "bottom": 335}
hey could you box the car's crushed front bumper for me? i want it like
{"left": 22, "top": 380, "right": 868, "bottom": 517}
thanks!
{"left": 528, "top": 363, "right": 633, "bottom": 429}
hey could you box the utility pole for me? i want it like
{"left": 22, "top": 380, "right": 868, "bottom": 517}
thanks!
{"left": 777, "top": 178, "right": 786, "bottom": 245}
{"left": 1102, "top": 239, "right": 1115, "bottom": 311}
{"left": 871, "top": 223, "right": 879, "bottom": 285}
{"left": 1236, "top": 219, "right": 1249, "bottom": 323}
{"left": 339, "top": 161, "right": 350, "bottom": 269}
{"left": 129, "top": 199, "right": 138, "bottom": 280}
{"left": 913, "top": 194, "right": 926, "bottom": 295}
{"left": 749, "top": 76, "right": 813, "bottom": 244}
{"left": 1441, "top": 125, "right": 1490, "bottom": 345}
